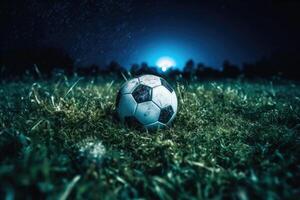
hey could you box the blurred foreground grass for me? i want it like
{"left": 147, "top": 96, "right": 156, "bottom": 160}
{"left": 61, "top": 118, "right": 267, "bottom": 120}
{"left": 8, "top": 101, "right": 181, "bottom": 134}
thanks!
{"left": 0, "top": 77, "right": 300, "bottom": 199}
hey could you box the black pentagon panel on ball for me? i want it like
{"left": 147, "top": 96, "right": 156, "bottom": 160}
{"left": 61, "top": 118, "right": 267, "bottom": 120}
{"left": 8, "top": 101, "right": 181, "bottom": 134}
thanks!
{"left": 160, "top": 78, "right": 173, "bottom": 93}
{"left": 158, "top": 105, "right": 174, "bottom": 124}
{"left": 124, "top": 116, "right": 142, "bottom": 128}
{"left": 132, "top": 84, "right": 152, "bottom": 103}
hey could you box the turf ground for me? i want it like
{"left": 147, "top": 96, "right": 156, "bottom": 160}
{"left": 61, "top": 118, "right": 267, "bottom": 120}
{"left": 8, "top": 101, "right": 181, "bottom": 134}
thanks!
{"left": 0, "top": 77, "right": 299, "bottom": 199}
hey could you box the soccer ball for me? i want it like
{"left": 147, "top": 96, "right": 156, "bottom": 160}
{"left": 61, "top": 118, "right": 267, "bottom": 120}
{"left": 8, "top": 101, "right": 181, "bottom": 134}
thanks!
{"left": 116, "top": 74, "right": 178, "bottom": 130}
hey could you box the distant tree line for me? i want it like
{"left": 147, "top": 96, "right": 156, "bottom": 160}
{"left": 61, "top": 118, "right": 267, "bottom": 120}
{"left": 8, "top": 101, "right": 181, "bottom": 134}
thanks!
{"left": 1, "top": 47, "right": 299, "bottom": 80}
{"left": 0, "top": 48, "right": 73, "bottom": 79}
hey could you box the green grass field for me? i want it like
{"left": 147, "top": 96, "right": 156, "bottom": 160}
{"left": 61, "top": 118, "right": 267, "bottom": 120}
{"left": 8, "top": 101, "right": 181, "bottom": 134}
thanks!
{"left": 0, "top": 77, "right": 299, "bottom": 199}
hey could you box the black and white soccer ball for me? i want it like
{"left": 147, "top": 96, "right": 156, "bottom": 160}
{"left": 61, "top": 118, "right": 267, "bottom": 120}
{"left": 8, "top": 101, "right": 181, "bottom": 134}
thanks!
{"left": 116, "top": 74, "right": 178, "bottom": 130}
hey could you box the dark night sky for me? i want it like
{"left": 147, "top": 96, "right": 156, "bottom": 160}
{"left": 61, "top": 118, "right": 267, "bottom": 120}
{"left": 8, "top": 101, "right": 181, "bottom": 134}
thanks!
{"left": 1, "top": 0, "right": 300, "bottom": 69}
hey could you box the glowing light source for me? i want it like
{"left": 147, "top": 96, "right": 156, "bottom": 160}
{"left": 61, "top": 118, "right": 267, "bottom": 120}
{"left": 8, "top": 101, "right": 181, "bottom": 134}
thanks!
{"left": 156, "top": 56, "right": 176, "bottom": 72}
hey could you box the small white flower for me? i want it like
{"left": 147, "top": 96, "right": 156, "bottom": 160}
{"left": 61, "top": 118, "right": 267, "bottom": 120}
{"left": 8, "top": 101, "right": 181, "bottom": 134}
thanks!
{"left": 76, "top": 137, "right": 106, "bottom": 166}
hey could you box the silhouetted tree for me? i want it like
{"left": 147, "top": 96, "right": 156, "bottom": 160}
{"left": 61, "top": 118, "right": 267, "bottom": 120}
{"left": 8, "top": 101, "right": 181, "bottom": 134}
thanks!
{"left": 183, "top": 59, "right": 195, "bottom": 80}
{"left": 222, "top": 60, "right": 240, "bottom": 78}
{"left": 242, "top": 62, "right": 256, "bottom": 78}
{"left": 107, "top": 61, "right": 127, "bottom": 77}
{"left": 130, "top": 62, "right": 159, "bottom": 76}
{"left": 194, "top": 63, "right": 222, "bottom": 79}
{"left": 130, "top": 64, "right": 140, "bottom": 76}
{"left": 195, "top": 63, "right": 205, "bottom": 79}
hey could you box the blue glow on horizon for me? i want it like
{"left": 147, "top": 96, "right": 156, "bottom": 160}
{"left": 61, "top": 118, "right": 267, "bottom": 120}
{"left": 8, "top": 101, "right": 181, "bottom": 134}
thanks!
{"left": 156, "top": 56, "right": 176, "bottom": 71}
{"left": 133, "top": 37, "right": 206, "bottom": 70}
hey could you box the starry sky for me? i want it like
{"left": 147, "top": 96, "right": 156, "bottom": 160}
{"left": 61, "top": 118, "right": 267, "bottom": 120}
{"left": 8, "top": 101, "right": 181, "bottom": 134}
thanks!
{"left": 1, "top": 0, "right": 300, "bottom": 69}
